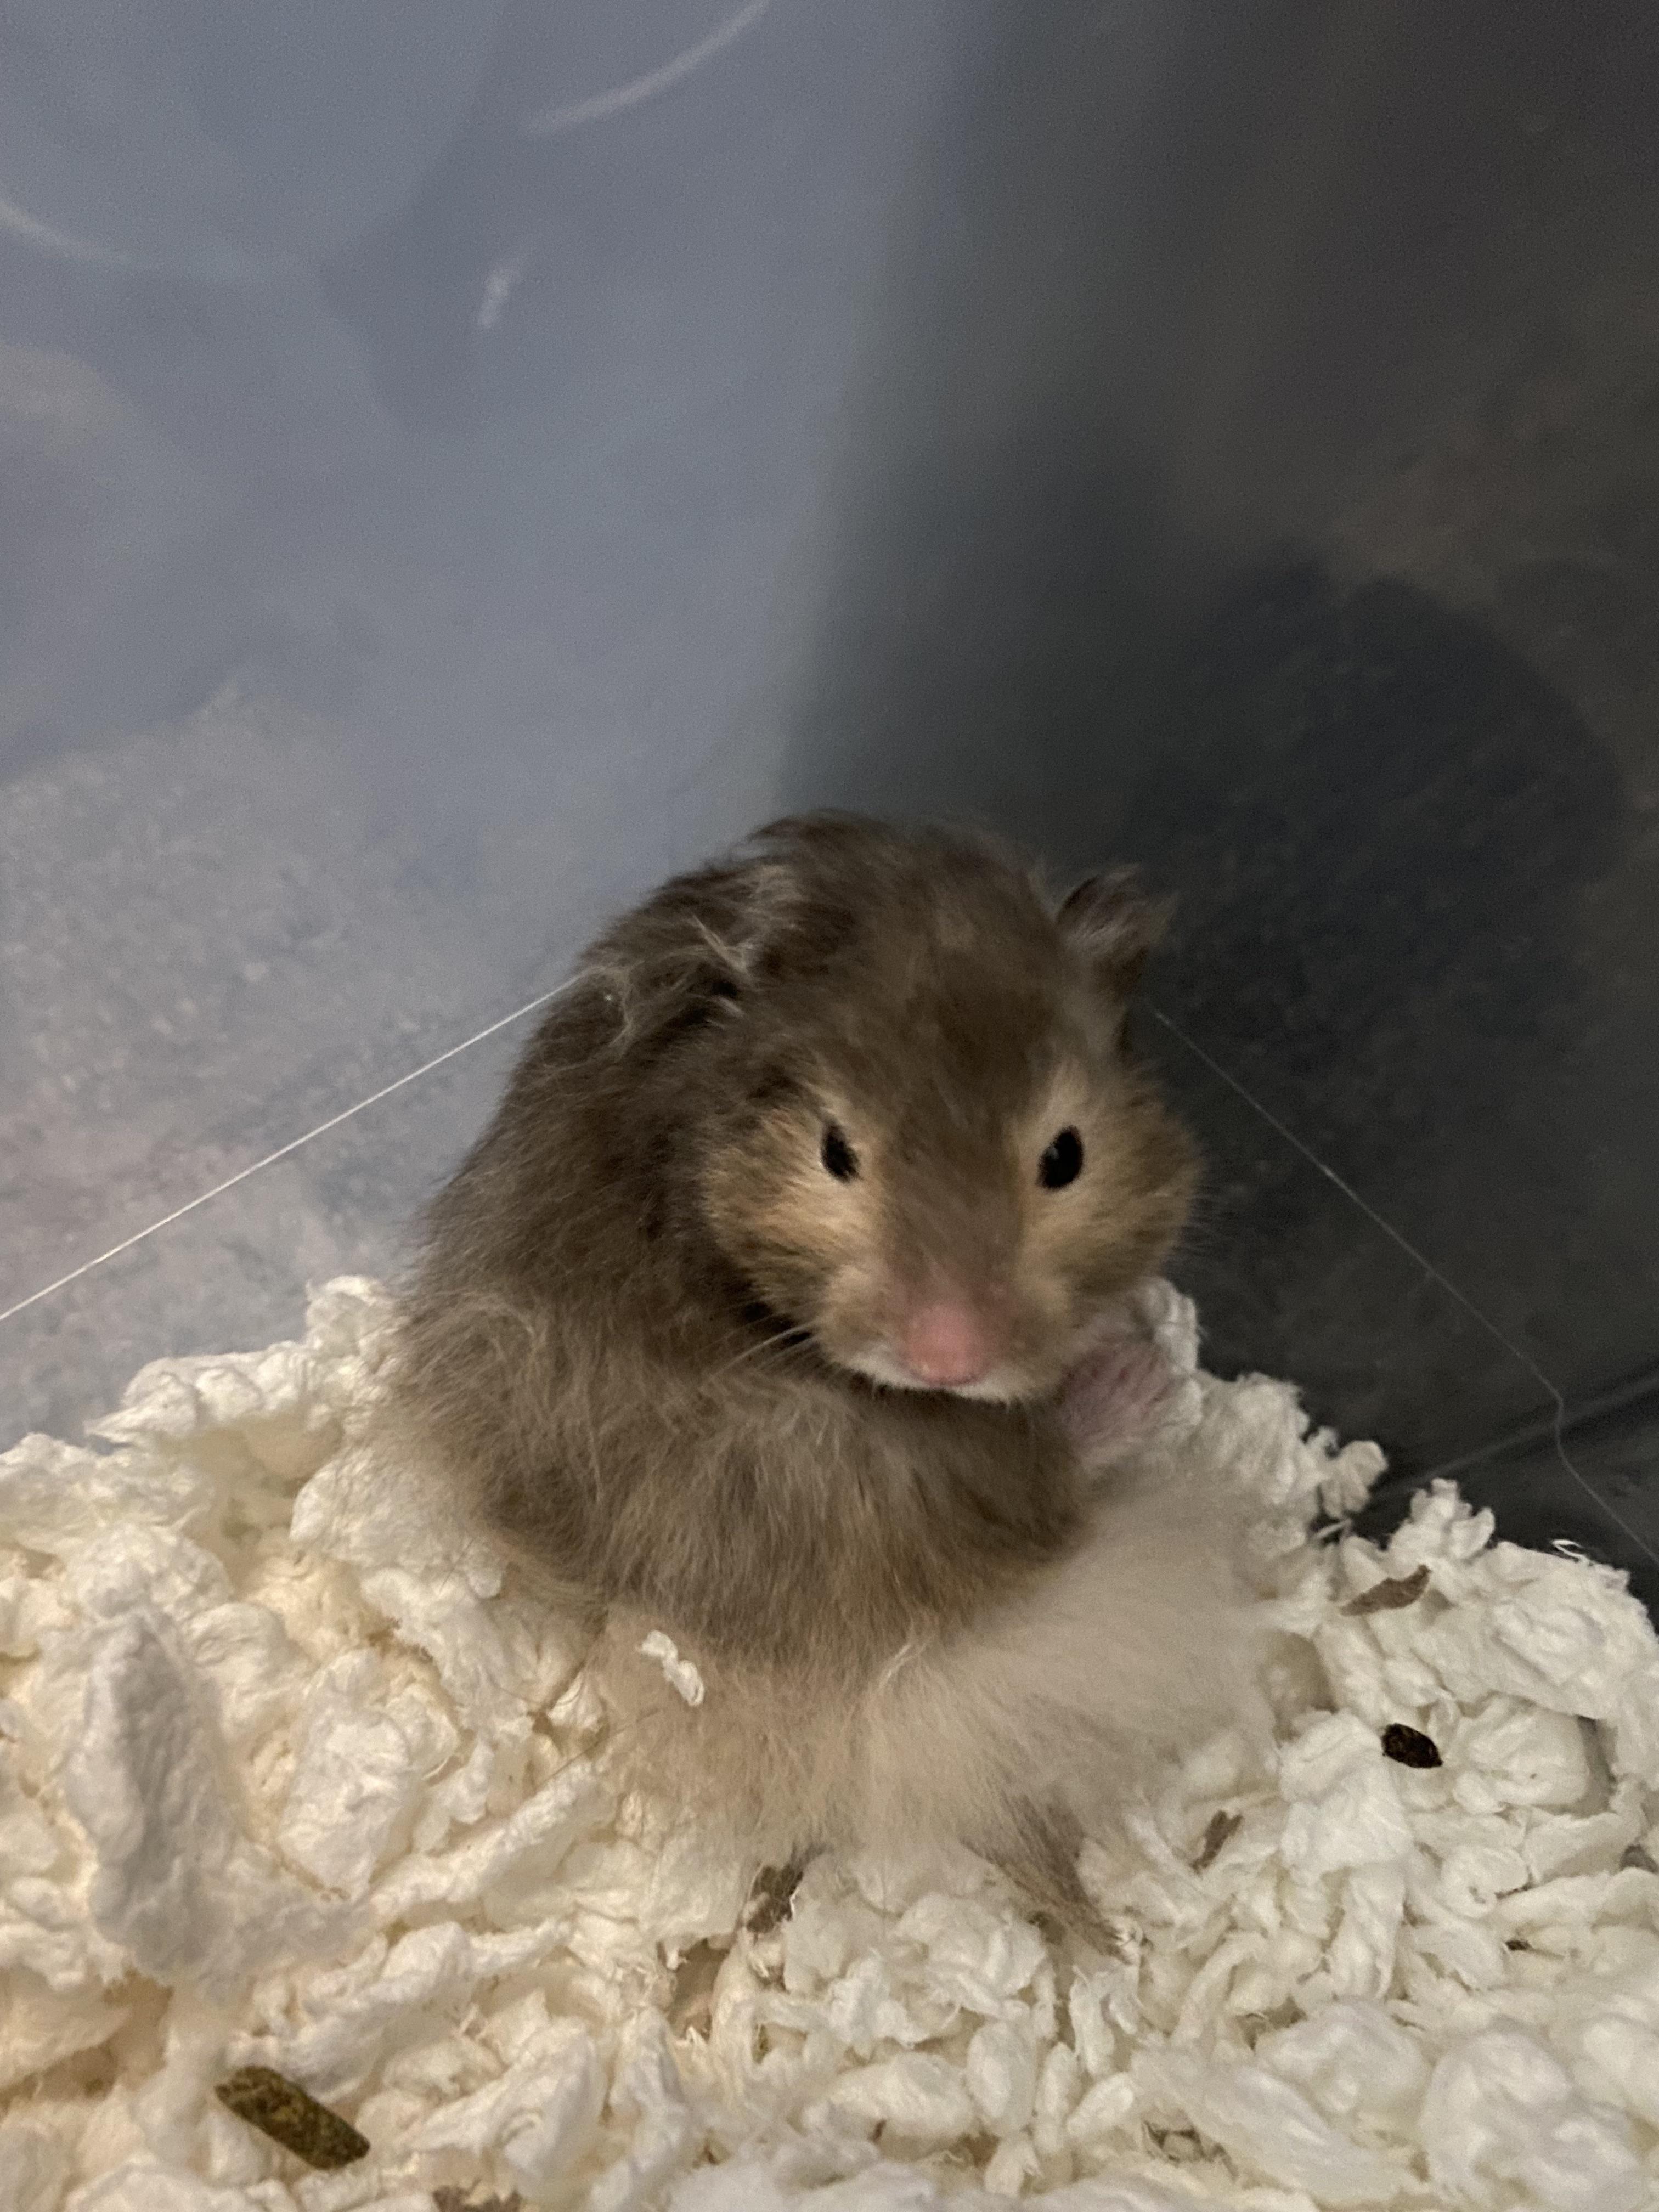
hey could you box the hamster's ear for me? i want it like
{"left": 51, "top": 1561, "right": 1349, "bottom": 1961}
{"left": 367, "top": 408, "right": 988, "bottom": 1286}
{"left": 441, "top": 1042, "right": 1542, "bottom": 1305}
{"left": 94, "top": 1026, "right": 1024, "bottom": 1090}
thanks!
{"left": 1056, "top": 868, "right": 1173, "bottom": 996}
{"left": 590, "top": 849, "right": 803, "bottom": 1053}
{"left": 665, "top": 854, "right": 806, "bottom": 1025}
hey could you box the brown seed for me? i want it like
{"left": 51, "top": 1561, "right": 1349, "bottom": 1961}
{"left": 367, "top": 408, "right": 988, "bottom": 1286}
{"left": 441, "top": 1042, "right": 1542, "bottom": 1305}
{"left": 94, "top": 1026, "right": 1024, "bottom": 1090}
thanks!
{"left": 215, "top": 2066, "right": 369, "bottom": 2170}
{"left": 1381, "top": 1722, "right": 1442, "bottom": 1769}
{"left": 1343, "top": 1564, "right": 1431, "bottom": 1616}
{"left": 1193, "top": 1809, "right": 1242, "bottom": 1871}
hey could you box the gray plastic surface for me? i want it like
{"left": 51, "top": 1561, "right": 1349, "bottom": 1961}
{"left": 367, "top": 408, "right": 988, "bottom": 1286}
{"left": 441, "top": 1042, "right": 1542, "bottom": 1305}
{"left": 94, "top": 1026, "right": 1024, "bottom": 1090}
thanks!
{"left": 2, "top": 0, "right": 978, "bottom": 1431}
{"left": 4, "top": 3, "right": 1657, "bottom": 1595}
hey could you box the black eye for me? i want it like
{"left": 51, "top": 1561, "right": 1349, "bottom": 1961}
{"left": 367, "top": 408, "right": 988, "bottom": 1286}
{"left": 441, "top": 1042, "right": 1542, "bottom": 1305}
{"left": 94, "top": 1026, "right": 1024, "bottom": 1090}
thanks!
{"left": 1038, "top": 1126, "right": 1084, "bottom": 1189}
{"left": 821, "top": 1122, "right": 859, "bottom": 1181}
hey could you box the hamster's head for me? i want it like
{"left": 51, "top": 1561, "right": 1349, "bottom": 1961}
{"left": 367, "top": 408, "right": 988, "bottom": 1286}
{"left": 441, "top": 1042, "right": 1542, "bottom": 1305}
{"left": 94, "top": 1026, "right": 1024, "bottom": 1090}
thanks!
{"left": 665, "top": 816, "right": 1198, "bottom": 1403}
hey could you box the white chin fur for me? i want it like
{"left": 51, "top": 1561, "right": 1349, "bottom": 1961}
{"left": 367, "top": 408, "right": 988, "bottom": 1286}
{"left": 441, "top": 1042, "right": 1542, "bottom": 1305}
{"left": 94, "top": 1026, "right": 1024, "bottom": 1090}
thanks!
{"left": 842, "top": 1345, "right": 1030, "bottom": 1406}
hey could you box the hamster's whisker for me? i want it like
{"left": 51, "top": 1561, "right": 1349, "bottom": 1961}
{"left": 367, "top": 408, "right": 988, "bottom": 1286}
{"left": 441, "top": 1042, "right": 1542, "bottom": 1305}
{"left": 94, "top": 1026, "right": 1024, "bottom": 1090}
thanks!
{"left": 703, "top": 1323, "right": 815, "bottom": 1386}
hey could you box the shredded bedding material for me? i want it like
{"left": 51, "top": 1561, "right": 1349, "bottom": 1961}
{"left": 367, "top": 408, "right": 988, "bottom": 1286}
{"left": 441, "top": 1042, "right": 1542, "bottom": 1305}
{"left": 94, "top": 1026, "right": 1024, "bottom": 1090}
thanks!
{"left": 3, "top": 1279, "right": 1658, "bottom": 2212}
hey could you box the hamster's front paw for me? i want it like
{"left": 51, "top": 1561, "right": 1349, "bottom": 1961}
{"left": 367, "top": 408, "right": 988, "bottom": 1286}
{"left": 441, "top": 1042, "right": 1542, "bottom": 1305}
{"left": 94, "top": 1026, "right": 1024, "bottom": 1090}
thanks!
{"left": 1058, "top": 1311, "right": 1176, "bottom": 1466}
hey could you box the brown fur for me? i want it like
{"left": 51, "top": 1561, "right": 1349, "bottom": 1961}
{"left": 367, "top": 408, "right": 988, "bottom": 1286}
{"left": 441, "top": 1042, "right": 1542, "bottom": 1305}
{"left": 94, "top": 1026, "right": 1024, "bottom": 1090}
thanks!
{"left": 382, "top": 815, "right": 1256, "bottom": 1912}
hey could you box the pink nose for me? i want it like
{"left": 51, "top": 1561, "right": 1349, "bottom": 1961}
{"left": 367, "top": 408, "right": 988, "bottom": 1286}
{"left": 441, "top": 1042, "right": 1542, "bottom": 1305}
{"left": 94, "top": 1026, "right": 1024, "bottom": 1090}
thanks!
{"left": 898, "top": 1301, "right": 996, "bottom": 1389}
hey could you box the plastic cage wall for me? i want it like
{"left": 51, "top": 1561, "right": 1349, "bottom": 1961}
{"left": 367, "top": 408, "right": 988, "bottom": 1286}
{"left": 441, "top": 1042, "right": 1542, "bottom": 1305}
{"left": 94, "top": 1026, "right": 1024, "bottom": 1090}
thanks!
{"left": 3, "top": 1, "right": 1657, "bottom": 1604}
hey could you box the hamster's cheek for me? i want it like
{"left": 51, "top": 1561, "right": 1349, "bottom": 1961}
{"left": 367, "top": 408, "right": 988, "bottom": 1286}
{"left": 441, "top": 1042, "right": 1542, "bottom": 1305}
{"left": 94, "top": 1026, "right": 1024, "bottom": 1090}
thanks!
{"left": 809, "top": 1258, "right": 902, "bottom": 1373}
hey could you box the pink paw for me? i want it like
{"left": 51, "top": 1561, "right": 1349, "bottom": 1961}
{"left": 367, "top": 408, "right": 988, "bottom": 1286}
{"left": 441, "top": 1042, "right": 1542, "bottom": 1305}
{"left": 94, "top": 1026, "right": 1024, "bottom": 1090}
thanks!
{"left": 1057, "top": 1316, "right": 1175, "bottom": 1465}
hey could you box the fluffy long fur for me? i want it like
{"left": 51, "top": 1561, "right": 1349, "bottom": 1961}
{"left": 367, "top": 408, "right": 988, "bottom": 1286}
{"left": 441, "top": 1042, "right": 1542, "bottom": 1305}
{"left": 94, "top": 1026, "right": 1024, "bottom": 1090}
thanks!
{"left": 381, "top": 815, "right": 1258, "bottom": 1918}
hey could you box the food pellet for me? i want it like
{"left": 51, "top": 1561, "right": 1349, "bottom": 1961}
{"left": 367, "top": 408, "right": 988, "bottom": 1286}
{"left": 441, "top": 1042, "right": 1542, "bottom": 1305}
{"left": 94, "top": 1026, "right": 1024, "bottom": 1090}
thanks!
{"left": 215, "top": 2066, "right": 370, "bottom": 2170}
{"left": 1343, "top": 1564, "right": 1431, "bottom": 1615}
{"left": 1381, "top": 1722, "right": 1442, "bottom": 1769}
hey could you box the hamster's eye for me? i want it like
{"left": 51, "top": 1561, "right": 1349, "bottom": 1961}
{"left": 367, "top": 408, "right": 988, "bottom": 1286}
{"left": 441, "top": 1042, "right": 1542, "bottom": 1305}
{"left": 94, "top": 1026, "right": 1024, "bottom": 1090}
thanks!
{"left": 821, "top": 1122, "right": 859, "bottom": 1182}
{"left": 1038, "top": 1126, "right": 1084, "bottom": 1190}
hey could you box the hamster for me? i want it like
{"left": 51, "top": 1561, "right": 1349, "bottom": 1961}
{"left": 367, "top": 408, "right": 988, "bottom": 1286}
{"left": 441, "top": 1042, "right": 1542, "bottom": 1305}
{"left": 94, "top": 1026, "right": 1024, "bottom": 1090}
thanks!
{"left": 386, "top": 813, "right": 1258, "bottom": 1924}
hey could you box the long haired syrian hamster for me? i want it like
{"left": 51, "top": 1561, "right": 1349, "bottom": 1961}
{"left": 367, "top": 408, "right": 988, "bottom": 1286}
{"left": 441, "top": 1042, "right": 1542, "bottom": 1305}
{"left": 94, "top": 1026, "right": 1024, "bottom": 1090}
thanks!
{"left": 387, "top": 814, "right": 1257, "bottom": 1920}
